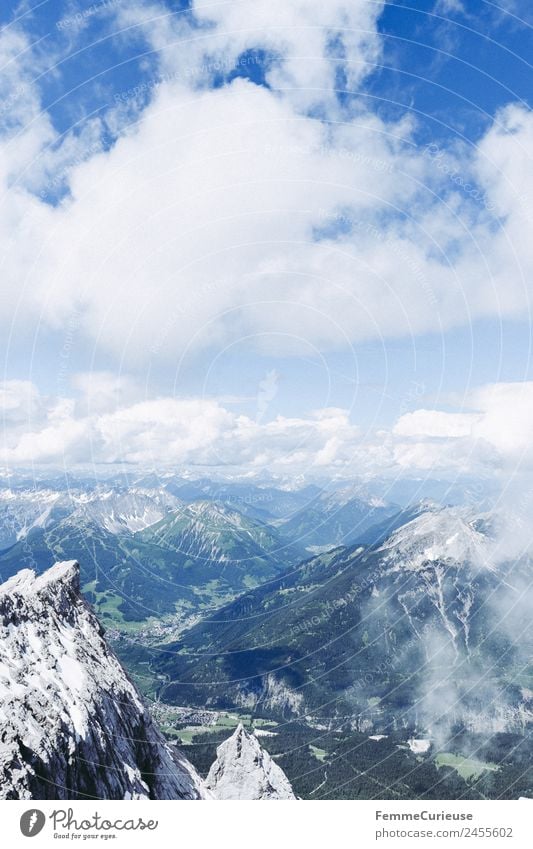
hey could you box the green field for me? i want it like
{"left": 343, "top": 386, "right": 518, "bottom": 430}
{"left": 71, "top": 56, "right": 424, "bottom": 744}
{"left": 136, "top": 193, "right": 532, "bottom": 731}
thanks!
{"left": 309, "top": 744, "right": 328, "bottom": 762}
{"left": 435, "top": 752, "right": 499, "bottom": 781}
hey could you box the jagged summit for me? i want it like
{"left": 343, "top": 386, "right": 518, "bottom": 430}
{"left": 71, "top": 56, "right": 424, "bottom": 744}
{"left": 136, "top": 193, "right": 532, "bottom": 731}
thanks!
{"left": 205, "top": 723, "right": 296, "bottom": 800}
{"left": 0, "top": 559, "right": 79, "bottom": 598}
{"left": 69, "top": 489, "right": 182, "bottom": 534}
{"left": 0, "top": 561, "right": 207, "bottom": 800}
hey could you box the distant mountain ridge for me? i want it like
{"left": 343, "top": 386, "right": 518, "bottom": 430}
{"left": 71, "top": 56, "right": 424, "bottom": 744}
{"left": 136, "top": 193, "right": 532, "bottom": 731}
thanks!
{"left": 138, "top": 498, "right": 303, "bottom": 570}
{"left": 275, "top": 487, "right": 398, "bottom": 549}
{"left": 0, "top": 490, "right": 303, "bottom": 628}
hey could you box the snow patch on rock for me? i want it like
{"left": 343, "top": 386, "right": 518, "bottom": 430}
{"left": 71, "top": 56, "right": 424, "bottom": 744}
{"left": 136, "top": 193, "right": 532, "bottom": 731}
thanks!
{"left": 408, "top": 738, "right": 431, "bottom": 754}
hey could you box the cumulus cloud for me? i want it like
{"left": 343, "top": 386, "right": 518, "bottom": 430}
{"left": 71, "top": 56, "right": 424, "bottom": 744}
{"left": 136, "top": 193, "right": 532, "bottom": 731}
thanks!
{"left": 115, "top": 0, "right": 383, "bottom": 110}
{"left": 469, "top": 382, "right": 533, "bottom": 461}
{"left": 0, "top": 2, "right": 532, "bottom": 481}
{"left": 0, "top": 378, "right": 365, "bottom": 471}
{"left": 393, "top": 410, "right": 482, "bottom": 439}
{"left": 0, "top": 380, "right": 42, "bottom": 424}
{"left": 71, "top": 371, "right": 143, "bottom": 416}
{"left": 0, "top": 1, "right": 531, "bottom": 372}
{"left": 393, "top": 382, "right": 533, "bottom": 474}
{"left": 187, "top": 0, "right": 384, "bottom": 111}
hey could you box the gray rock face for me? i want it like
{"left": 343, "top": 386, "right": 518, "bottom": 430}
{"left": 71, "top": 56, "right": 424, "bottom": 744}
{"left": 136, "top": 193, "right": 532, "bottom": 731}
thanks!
{"left": 0, "top": 561, "right": 207, "bottom": 800}
{"left": 206, "top": 724, "right": 296, "bottom": 800}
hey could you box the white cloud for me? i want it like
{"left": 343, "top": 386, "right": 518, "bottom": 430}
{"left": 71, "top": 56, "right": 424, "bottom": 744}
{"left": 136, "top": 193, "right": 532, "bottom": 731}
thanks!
{"left": 0, "top": 3, "right": 531, "bottom": 381}
{"left": 434, "top": 0, "right": 466, "bottom": 14}
{"left": 115, "top": 0, "right": 383, "bottom": 111}
{"left": 0, "top": 380, "right": 41, "bottom": 424}
{"left": 71, "top": 371, "right": 143, "bottom": 416}
{"left": 1, "top": 379, "right": 531, "bottom": 482}
{"left": 469, "top": 382, "right": 533, "bottom": 461}
{"left": 9, "top": 412, "right": 89, "bottom": 465}
{"left": 188, "top": 0, "right": 384, "bottom": 111}
{"left": 0, "top": 379, "right": 364, "bottom": 471}
{"left": 7, "top": 79, "right": 531, "bottom": 365}
{"left": 394, "top": 410, "right": 481, "bottom": 439}
{"left": 392, "top": 382, "right": 533, "bottom": 475}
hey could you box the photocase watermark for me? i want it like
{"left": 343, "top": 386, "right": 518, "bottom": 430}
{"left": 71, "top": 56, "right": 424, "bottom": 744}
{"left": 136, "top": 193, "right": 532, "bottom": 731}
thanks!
{"left": 289, "top": 572, "right": 375, "bottom": 638}
{"left": 56, "top": 0, "right": 121, "bottom": 31}
{"left": 114, "top": 53, "right": 263, "bottom": 106}
{"left": 256, "top": 370, "right": 279, "bottom": 423}
{"left": 223, "top": 493, "right": 274, "bottom": 506}
{"left": 20, "top": 809, "right": 45, "bottom": 837}
{"left": 50, "top": 807, "right": 159, "bottom": 834}
{"left": 424, "top": 143, "right": 497, "bottom": 213}
{"left": 264, "top": 142, "right": 395, "bottom": 175}
{"left": 19, "top": 807, "right": 160, "bottom": 839}
{"left": 57, "top": 308, "right": 83, "bottom": 397}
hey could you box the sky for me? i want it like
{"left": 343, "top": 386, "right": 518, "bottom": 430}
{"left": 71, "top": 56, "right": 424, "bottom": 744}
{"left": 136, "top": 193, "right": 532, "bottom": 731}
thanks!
{"left": 0, "top": 0, "right": 532, "bottom": 484}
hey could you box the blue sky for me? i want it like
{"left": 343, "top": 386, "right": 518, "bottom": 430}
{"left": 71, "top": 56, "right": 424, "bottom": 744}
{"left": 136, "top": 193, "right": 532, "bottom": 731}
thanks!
{"left": 374, "top": 1, "right": 532, "bottom": 138}
{"left": 3, "top": 1, "right": 531, "bottom": 147}
{"left": 0, "top": 0, "right": 532, "bottom": 478}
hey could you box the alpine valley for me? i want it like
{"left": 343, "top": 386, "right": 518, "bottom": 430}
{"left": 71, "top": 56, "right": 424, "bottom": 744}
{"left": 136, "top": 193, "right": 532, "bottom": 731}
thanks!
{"left": 0, "top": 472, "right": 532, "bottom": 800}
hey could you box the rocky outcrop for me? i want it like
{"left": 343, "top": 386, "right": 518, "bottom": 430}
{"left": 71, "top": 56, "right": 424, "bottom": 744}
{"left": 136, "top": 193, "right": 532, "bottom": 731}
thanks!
{"left": 205, "top": 724, "right": 296, "bottom": 800}
{"left": 0, "top": 561, "right": 207, "bottom": 800}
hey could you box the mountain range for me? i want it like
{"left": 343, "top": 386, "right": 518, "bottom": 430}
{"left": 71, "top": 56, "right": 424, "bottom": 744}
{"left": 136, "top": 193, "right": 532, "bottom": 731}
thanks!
{"left": 0, "top": 475, "right": 531, "bottom": 799}
{"left": 0, "top": 486, "right": 305, "bottom": 629}
{"left": 153, "top": 506, "right": 533, "bottom": 742}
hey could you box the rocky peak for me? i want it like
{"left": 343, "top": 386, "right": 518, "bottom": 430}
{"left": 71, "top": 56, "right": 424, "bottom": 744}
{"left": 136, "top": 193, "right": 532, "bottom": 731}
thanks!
{"left": 0, "top": 561, "right": 208, "bottom": 800}
{"left": 0, "top": 560, "right": 82, "bottom": 625}
{"left": 206, "top": 723, "right": 296, "bottom": 800}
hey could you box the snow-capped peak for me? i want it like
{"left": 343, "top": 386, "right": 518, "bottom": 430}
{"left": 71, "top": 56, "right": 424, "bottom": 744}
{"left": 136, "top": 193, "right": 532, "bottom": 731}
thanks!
{"left": 379, "top": 507, "right": 491, "bottom": 571}
{"left": 0, "top": 561, "right": 207, "bottom": 800}
{"left": 205, "top": 723, "right": 296, "bottom": 800}
{"left": 69, "top": 489, "right": 182, "bottom": 534}
{"left": 0, "top": 559, "right": 79, "bottom": 598}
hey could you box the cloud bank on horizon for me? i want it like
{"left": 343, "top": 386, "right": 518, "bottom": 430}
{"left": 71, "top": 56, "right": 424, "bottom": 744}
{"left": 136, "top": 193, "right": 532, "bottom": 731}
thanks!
{"left": 1, "top": 374, "right": 533, "bottom": 483}
{"left": 0, "top": 0, "right": 531, "bottom": 481}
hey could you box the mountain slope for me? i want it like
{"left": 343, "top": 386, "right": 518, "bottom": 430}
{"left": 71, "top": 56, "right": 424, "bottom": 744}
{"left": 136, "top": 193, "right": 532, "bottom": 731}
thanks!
{"left": 0, "top": 486, "right": 181, "bottom": 552}
{"left": 0, "top": 488, "right": 71, "bottom": 550}
{"left": 276, "top": 488, "right": 397, "bottom": 550}
{"left": 351, "top": 500, "right": 442, "bottom": 546}
{"left": 0, "top": 498, "right": 303, "bottom": 629}
{"left": 0, "top": 561, "right": 208, "bottom": 800}
{"left": 155, "top": 507, "right": 533, "bottom": 736}
{"left": 0, "top": 521, "right": 190, "bottom": 623}
{"left": 138, "top": 500, "right": 304, "bottom": 583}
